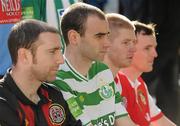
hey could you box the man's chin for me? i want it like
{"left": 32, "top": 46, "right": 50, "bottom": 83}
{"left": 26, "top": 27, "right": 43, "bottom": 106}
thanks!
{"left": 123, "top": 64, "right": 131, "bottom": 68}
{"left": 145, "top": 67, "right": 153, "bottom": 72}
{"left": 97, "top": 56, "right": 105, "bottom": 61}
{"left": 120, "top": 62, "right": 131, "bottom": 68}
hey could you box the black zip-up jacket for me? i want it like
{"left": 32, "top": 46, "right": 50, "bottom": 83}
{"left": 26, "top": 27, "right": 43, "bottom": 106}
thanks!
{"left": 0, "top": 72, "right": 82, "bottom": 126}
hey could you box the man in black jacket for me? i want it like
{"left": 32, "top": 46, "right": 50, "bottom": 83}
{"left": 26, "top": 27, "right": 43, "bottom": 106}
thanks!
{"left": 0, "top": 19, "right": 81, "bottom": 126}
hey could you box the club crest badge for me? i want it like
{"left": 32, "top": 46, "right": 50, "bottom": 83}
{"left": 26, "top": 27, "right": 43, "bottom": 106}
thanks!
{"left": 99, "top": 85, "right": 114, "bottom": 99}
{"left": 49, "top": 104, "right": 66, "bottom": 125}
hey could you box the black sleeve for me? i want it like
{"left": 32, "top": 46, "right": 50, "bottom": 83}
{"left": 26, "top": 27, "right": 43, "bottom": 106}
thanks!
{"left": 0, "top": 100, "right": 21, "bottom": 126}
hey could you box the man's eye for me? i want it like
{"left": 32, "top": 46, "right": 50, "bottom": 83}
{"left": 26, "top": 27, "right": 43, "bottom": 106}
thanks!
{"left": 145, "top": 47, "right": 150, "bottom": 50}
{"left": 123, "top": 41, "right": 129, "bottom": 45}
{"left": 96, "top": 35, "right": 103, "bottom": 39}
{"left": 134, "top": 40, "right": 137, "bottom": 44}
{"left": 49, "top": 50, "right": 55, "bottom": 54}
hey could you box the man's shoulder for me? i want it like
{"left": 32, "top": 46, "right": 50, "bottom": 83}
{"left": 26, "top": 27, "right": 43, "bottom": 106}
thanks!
{"left": 41, "top": 83, "right": 69, "bottom": 103}
{"left": 56, "top": 61, "right": 75, "bottom": 79}
{"left": 0, "top": 81, "right": 21, "bottom": 124}
{"left": 91, "top": 61, "right": 109, "bottom": 69}
{"left": 116, "top": 71, "right": 129, "bottom": 82}
{"left": 41, "top": 83, "right": 63, "bottom": 94}
{"left": 0, "top": 99, "right": 20, "bottom": 125}
{"left": 89, "top": 61, "right": 111, "bottom": 75}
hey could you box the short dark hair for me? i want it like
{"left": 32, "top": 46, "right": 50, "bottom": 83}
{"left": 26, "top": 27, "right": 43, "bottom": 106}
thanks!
{"left": 133, "top": 21, "right": 156, "bottom": 36}
{"left": 61, "top": 2, "right": 106, "bottom": 45}
{"left": 8, "top": 19, "right": 60, "bottom": 65}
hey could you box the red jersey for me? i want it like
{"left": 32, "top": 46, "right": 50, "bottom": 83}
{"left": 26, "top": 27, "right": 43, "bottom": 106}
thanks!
{"left": 115, "top": 72, "right": 163, "bottom": 126}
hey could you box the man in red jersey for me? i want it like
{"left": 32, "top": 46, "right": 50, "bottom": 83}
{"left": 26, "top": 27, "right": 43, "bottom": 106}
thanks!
{"left": 116, "top": 21, "right": 176, "bottom": 126}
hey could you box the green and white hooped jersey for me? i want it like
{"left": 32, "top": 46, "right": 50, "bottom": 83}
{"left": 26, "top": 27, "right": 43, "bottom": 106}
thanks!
{"left": 53, "top": 59, "right": 128, "bottom": 126}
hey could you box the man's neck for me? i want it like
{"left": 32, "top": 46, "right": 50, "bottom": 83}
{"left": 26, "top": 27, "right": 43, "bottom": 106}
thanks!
{"left": 103, "top": 57, "right": 119, "bottom": 77}
{"left": 65, "top": 48, "right": 92, "bottom": 76}
{"left": 120, "top": 67, "right": 142, "bottom": 82}
{"left": 11, "top": 67, "right": 40, "bottom": 104}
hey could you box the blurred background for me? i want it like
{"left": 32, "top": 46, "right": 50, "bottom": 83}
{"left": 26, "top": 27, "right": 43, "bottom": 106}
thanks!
{"left": 83, "top": 0, "right": 180, "bottom": 125}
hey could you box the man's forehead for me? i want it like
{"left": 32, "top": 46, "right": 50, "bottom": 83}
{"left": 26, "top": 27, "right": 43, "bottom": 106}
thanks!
{"left": 86, "top": 15, "right": 107, "bottom": 26}
{"left": 85, "top": 18, "right": 109, "bottom": 34}
{"left": 37, "top": 33, "right": 61, "bottom": 46}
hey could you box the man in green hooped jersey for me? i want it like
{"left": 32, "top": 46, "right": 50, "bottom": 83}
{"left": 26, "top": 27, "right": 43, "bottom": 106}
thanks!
{"left": 53, "top": 2, "right": 136, "bottom": 126}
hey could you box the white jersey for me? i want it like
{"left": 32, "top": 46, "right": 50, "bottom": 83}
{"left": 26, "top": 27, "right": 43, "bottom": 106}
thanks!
{"left": 53, "top": 59, "right": 128, "bottom": 126}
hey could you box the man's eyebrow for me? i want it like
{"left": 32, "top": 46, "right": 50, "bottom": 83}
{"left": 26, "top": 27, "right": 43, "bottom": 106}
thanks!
{"left": 47, "top": 47, "right": 61, "bottom": 51}
{"left": 95, "top": 32, "right": 110, "bottom": 36}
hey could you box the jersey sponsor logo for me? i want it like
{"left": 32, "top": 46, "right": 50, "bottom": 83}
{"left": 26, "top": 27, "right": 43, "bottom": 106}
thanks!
{"left": 93, "top": 115, "right": 115, "bottom": 126}
{"left": 66, "top": 97, "right": 83, "bottom": 118}
{"left": 0, "top": 0, "right": 21, "bottom": 24}
{"left": 49, "top": 104, "right": 66, "bottom": 125}
{"left": 99, "top": 85, "right": 114, "bottom": 99}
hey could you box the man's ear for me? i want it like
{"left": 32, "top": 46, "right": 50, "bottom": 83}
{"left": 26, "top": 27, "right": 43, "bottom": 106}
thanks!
{"left": 17, "top": 48, "right": 32, "bottom": 64}
{"left": 67, "top": 29, "right": 80, "bottom": 45}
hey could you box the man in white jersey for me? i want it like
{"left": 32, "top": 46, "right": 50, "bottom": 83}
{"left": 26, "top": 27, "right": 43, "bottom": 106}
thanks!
{"left": 53, "top": 2, "right": 136, "bottom": 126}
